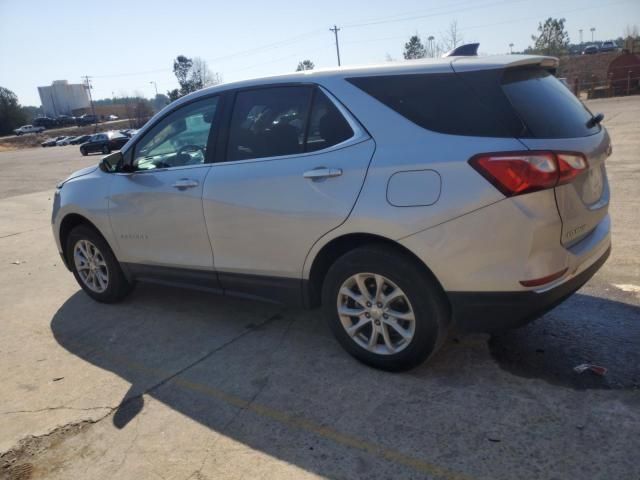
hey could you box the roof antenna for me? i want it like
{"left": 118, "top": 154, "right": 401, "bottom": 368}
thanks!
{"left": 442, "top": 43, "right": 480, "bottom": 57}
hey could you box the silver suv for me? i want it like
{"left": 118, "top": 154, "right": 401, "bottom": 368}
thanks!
{"left": 52, "top": 53, "right": 611, "bottom": 370}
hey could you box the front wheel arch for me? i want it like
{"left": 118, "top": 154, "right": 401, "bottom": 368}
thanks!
{"left": 59, "top": 214, "right": 112, "bottom": 269}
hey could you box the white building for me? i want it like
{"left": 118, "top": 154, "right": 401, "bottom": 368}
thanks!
{"left": 38, "top": 80, "right": 90, "bottom": 117}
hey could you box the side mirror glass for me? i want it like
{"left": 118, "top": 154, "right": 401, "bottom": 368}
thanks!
{"left": 99, "top": 151, "right": 123, "bottom": 173}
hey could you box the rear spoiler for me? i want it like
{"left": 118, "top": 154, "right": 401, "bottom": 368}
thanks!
{"left": 450, "top": 54, "right": 559, "bottom": 73}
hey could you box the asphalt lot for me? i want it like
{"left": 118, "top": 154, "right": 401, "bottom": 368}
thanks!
{"left": 1, "top": 97, "right": 639, "bottom": 480}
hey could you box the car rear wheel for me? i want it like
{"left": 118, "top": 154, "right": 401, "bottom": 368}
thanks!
{"left": 66, "top": 225, "right": 134, "bottom": 303}
{"left": 322, "top": 245, "right": 450, "bottom": 371}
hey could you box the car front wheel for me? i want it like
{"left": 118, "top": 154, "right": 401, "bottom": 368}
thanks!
{"left": 102, "top": 145, "right": 110, "bottom": 154}
{"left": 322, "top": 245, "right": 450, "bottom": 371}
{"left": 66, "top": 225, "right": 133, "bottom": 303}
{"left": 80, "top": 147, "right": 87, "bottom": 156}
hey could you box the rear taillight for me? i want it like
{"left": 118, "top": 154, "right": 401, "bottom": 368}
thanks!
{"left": 469, "top": 151, "right": 588, "bottom": 197}
{"left": 556, "top": 153, "right": 588, "bottom": 185}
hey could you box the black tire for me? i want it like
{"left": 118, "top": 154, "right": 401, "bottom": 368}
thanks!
{"left": 321, "top": 245, "right": 450, "bottom": 371}
{"left": 102, "top": 145, "right": 110, "bottom": 154}
{"left": 66, "top": 225, "right": 134, "bottom": 303}
{"left": 80, "top": 147, "right": 87, "bottom": 156}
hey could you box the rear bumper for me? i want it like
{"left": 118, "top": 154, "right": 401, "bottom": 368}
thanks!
{"left": 448, "top": 245, "right": 610, "bottom": 333}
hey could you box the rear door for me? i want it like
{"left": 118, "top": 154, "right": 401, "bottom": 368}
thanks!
{"left": 501, "top": 68, "right": 611, "bottom": 246}
{"left": 203, "top": 85, "right": 373, "bottom": 287}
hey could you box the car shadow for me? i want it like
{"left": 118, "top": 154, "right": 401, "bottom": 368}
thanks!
{"left": 489, "top": 290, "right": 640, "bottom": 390}
{"left": 50, "top": 283, "right": 640, "bottom": 477}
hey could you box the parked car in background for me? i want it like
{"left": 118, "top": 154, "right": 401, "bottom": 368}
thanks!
{"left": 600, "top": 41, "right": 617, "bottom": 53}
{"left": 33, "top": 117, "right": 56, "bottom": 129}
{"left": 14, "top": 125, "right": 45, "bottom": 135}
{"left": 53, "top": 51, "right": 612, "bottom": 370}
{"left": 56, "top": 115, "right": 76, "bottom": 127}
{"left": 107, "top": 114, "right": 119, "bottom": 121}
{"left": 42, "top": 136, "right": 67, "bottom": 147}
{"left": 56, "top": 136, "right": 74, "bottom": 146}
{"left": 69, "top": 135, "right": 91, "bottom": 145}
{"left": 583, "top": 45, "right": 599, "bottom": 55}
{"left": 79, "top": 131, "right": 129, "bottom": 155}
{"left": 120, "top": 129, "right": 139, "bottom": 138}
{"left": 77, "top": 114, "right": 99, "bottom": 126}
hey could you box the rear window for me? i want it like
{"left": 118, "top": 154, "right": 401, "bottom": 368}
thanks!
{"left": 501, "top": 68, "right": 600, "bottom": 138}
{"left": 347, "top": 68, "right": 599, "bottom": 139}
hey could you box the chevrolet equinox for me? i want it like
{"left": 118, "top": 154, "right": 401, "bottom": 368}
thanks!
{"left": 52, "top": 51, "right": 611, "bottom": 370}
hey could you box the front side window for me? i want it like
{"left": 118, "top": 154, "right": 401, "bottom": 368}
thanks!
{"left": 133, "top": 96, "right": 218, "bottom": 170}
{"left": 226, "top": 86, "right": 312, "bottom": 161}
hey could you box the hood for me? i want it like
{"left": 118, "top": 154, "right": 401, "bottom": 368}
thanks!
{"left": 57, "top": 165, "right": 98, "bottom": 188}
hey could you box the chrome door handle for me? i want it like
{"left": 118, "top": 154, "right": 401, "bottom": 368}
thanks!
{"left": 171, "top": 178, "right": 199, "bottom": 190}
{"left": 303, "top": 167, "right": 343, "bottom": 180}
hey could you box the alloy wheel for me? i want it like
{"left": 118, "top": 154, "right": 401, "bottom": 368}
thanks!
{"left": 337, "top": 273, "right": 416, "bottom": 355}
{"left": 73, "top": 239, "right": 109, "bottom": 293}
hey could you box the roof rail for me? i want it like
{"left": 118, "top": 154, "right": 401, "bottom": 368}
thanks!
{"left": 443, "top": 43, "right": 480, "bottom": 57}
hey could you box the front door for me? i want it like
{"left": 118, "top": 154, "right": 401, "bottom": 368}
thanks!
{"left": 109, "top": 95, "right": 220, "bottom": 271}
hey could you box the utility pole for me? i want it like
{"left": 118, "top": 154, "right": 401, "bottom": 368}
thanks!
{"left": 82, "top": 75, "right": 97, "bottom": 131}
{"left": 509, "top": 43, "right": 514, "bottom": 54}
{"left": 579, "top": 29, "right": 583, "bottom": 44}
{"left": 330, "top": 25, "right": 341, "bottom": 66}
{"left": 428, "top": 36, "right": 435, "bottom": 57}
{"left": 590, "top": 27, "right": 595, "bottom": 43}
{"left": 150, "top": 81, "right": 158, "bottom": 97}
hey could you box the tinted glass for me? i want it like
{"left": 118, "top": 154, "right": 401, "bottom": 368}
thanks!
{"left": 347, "top": 72, "right": 525, "bottom": 138}
{"left": 226, "top": 86, "right": 312, "bottom": 161}
{"left": 305, "top": 90, "right": 354, "bottom": 152}
{"left": 501, "top": 68, "right": 599, "bottom": 138}
{"left": 133, "top": 96, "right": 218, "bottom": 170}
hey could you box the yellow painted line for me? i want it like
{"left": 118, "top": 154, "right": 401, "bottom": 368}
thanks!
{"left": 72, "top": 346, "right": 473, "bottom": 480}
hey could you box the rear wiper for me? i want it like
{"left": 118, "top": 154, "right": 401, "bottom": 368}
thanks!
{"left": 586, "top": 113, "right": 604, "bottom": 128}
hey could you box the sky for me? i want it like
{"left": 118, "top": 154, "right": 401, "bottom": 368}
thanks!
{"left": 1, "top": 0, "right": 638, "bottom": 106}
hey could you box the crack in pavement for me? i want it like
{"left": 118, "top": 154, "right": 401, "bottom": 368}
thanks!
{"left": 1, "top": 311, "right": 284, "bottom": 465}
{"left": 186, "top": 314, "right": 295, "bottom": 480}
{"left": 0, "top": 227, "right": 46, "bottom": 239}
{"left": 0, "top": 406, "right": 113, "bottom": 416}
{"left": 119, "top": 311, "right": 284, "bottom": 410}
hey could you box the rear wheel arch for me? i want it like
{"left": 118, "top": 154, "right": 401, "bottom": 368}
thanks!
{"left": 306, "top": 233, "right": 448, "bottom": 310}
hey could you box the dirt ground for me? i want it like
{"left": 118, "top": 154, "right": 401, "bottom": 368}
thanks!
{"left": 0, "top": 97, "right": 638, "bottom": 480}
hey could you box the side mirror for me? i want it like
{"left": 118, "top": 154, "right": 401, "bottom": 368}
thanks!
{"left": 99, "top": 151, "right": 124, "bottom": 173}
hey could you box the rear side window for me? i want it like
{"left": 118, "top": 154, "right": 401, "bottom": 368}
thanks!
{"left": 227, "top": 86, "right": 312, "bottom": 161}
{"left": 348, "top": 69, "right": 599, "bottom": 139}
{"left": 306, "top": 90, "right": 353, "bottom": 152}
{"left": 501, "top": 68, "right": 599, "bottom": 138}
{"left": 347, "top": 72, "right": 524, "bottom": 138}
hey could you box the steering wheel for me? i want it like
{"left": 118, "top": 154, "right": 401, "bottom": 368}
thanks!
{"left": 175, "top": 144, "right": 206, "bottom": 166}
{"left": 178, "top": 144, "right": 205, "bottom": 156}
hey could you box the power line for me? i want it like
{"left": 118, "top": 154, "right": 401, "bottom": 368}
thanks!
{"left": 343, "top": 0, "right": 527, "bottom": 29}
{"left": 89, "top": 30, "right": 327, "bottom": 80}
{"left": 340, "top": 0, "right": 634, "bottom": 49}
{"left": 330, "top": 25, "right": 342, "bottom": 66}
